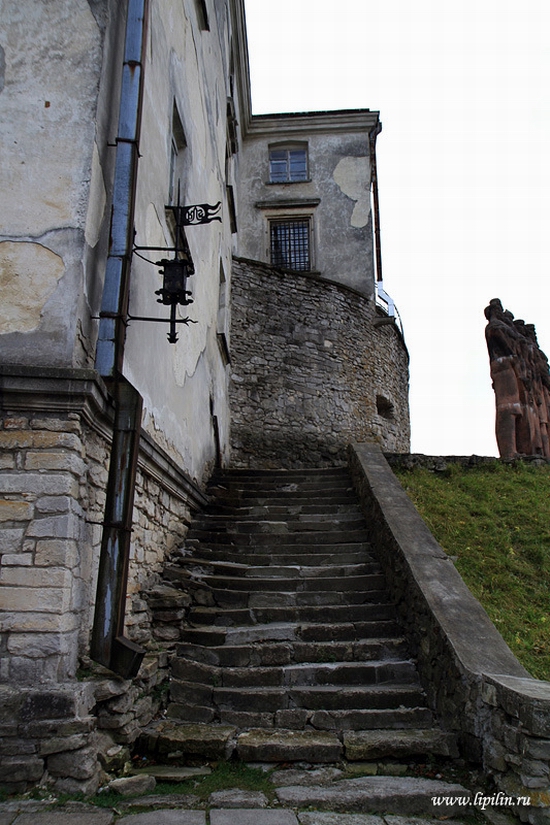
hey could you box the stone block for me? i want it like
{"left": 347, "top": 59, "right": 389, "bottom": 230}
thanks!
{"left": 0, "top": 500, "right": 33, "bottom": 522}
{"left": 0, "top": 611, "right": 79, "bottom": 633}
{"left": 0, "top": 565, "right": 71, "bottom": 588}
{"left": 237, "top": 729, "right": 342, "bottom": 763}
{"left": 1, "top": 586, "right": 69, "bottom": 612}
{"left": 39, "top": 734, "right": 89, "bottom": 756}
{"left": 24, "top": 452, "right": 86, "bottom": 475}
{"left": 12, "top": 810, "right": 111, "bottom": 825}
{"left": 52, "top": 772, "right": 100, "bottom": 797}
{"left": 7, "top": 631, "right": 72, "bottom": 659}
{"left": 0, "top": 431, "right": 81, "bottom": 450}
{"left": 25, "top": 514, "right": 81, "bottom": 540}
{"left": 0, "top": 527, "right": 25, "bottom": 553}
{"left": 48, "top": 745, "right": 98, "bottom": 780}
{"left": 108, "top": 774, "right": 156, "bottom": 796}
{"left": 35, "top": 539, "right": 79, "bottom": 567}
{"left": 521, "top": 736, "right": 550, "bottom": 760}
{"left": 0, "top": 756, "right": 44, "bottom": 783}
{"left": 1, "top": 553, "right": 33, "bottom": 565}
{"left": 211, "top": 813, "right": 297, "bottom": 825}
{"left": 276, "top": 776, "right": 472, "bottom": 816}
{"left": 116, "top": 811, "right": 203, "bottom": 825}
{"left": 208, "top": 790, "right": 268, "bottom": 808}
{"left": 153, "top": 721, "right": 236, "bottom": 758}
{"left": 0, "top": 473, "right": 79, "bottom": 496}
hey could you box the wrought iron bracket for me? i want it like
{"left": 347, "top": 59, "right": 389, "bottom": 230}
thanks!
{"left": 166, "top": 201, "right": 222, "bottom": 226}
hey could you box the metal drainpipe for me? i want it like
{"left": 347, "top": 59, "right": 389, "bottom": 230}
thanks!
{"left": 91, "top": 0, "right": 149, "bottom": 679}
{"left": 369, "top": 123, "right": 383, "bottom": 285}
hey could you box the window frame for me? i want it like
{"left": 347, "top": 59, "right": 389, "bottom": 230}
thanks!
{"left": 268, "top": 143, "right": 309, "bottom": 184}
{"left": 268, "top": 215, "right": 313, "bottom": 272}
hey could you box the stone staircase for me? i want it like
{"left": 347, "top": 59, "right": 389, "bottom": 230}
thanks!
{"left": 149, "top": 466, "right": 457, "bottom": 765}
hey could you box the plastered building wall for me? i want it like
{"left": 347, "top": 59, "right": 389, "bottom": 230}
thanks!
{"left": 0, "top": 0, "right": 243, "bottom": 696}
{"left": 237, "top": 110, "right": 380, "bottom": 297}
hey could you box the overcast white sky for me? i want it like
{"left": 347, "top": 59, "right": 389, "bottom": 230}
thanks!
{"left": 244, "top": 0, "right": 550, "bottom": 456}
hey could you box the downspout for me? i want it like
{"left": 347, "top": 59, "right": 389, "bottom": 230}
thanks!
{"left": 370, "top": 124, "right": 400, "bottom": 327}
{"left": 91, "top": 0, "right": 148, "bottom": 678}
{"left": 369, "top": 123, "right": 384, "bottom": 287}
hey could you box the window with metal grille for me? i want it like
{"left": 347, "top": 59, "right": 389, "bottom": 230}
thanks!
{"left": 269, "top": 147, "right": 308, "bottom": 183}
{"left": 270, "top": 219, "right": 310, "bottom": 271}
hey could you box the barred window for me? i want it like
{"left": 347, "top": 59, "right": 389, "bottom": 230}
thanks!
{"left": 270, "top": 219, "right": 310, "bottom": 271}
{"left": 269, "top": 147, "right": 308, "bottom": 183}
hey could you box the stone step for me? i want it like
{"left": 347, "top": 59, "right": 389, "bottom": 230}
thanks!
{"left": 189, "top": 516, "right": 368, "bottom": 532}
{"left": 210, "top": 488, "right": 358, "bottom": 504}
{"left": 343, "top": 728, "right": 458, "bottom": 760}
{"left": 209, "top": 469, "right": 352, "bottom": 492}
{"left": 274, "top": 775, "right": 471, "bottom": 816}
{"left": 184, "top": 572, "right": 387, "bottom": 593}
{"left": 193, "top": 514, "right": 367, "bottom": 530}
{"left": 205, "top": 502, "right": 365, "bottom": 518}
{"left": 176, "top": 557, "right": 382, "bottom": 579}
{"left": 175, "top": 637, "right": 411, "bottom": 667}
{"left": 171, "top": 659, "right": 420, "bottom": 689}
{"left": 211, "top": 467, "right": 350, "bottom": 481}
{"left": 179, "top": 620, "right": 404, "bottom": 647}
{"left": 166, "top": 704, "right": 434, "bottom": 732}
{"left": 184, "top": 540, "right": 376, "bottom": 565}
{"left": 288, "top": 684, "right": 427, "bottom": 710}
{"left": 187, "top": 602, "right": 398, "bottom": 626}
{"left": 185, "top": 529, "right": 371, "bottom": 546}
{"left": 170, "top": 683, "right": 428, "bottom": 714}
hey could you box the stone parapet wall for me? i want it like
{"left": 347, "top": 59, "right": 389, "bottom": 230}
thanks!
{"left": 229, "top": 258, "right": 410, "bottom": 468}
{"left": 349, "top": 442, "right": 550, "bottom": 825}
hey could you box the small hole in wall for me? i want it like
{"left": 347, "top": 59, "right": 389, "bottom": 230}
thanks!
{"left": 376, "top": 395, "right": 394, "bottom": 419}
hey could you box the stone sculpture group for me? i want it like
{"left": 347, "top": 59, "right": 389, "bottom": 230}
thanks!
{"left": 485, "top": 298, "right": 550, "bottom": 459}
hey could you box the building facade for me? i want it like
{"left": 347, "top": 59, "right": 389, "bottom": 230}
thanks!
{"left": 0, "top": 0, "right": 409, "bottom": 791}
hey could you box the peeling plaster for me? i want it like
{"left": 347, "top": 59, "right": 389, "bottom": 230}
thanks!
{"left": 333, "top": 156, "right": 371, "bottom": 228}
{"left": 0, "top": 241, "right": 64, "bottom": 333}
{"left": 84, "top": 142, "right": 106, "bottom": 248}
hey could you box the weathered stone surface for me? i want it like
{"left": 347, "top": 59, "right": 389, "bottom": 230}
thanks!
{"left": 114, "top": 795, "right": 200, "bottom": 812}
{"left": 47, "top": 745, "right": 98, "bottom": 780}
{"left": 343, "top": 729, "right": 457, "bottom": 760}
{"left": 11, "top": 813, "right": 113, "bottom": 825}
{"left": 485, "top": 299, "right": 550, "bottom": 459}
{"left": 151, "top": 722, "right": 236, "bottom": 758}
{"left": 298, "top": 815, "right": 382, "bottom": 825}
{"left": 115, "top": 813, "right": 204, "bottom": 825}
{"left": 208, "top": 789, "right": 268, "bottom": 808}
{"left": 270, "top": 767, "right": 344, "bottom": 787}
{"left": 229, "top": 258, "right": 410, "bottom": 468}
{"left": 210, "top": 812, "right": 298, "bottom": 825}
{"left": 275, "top": 776, "right": 472, "bottom": 816}
{"left": 108, "top": 774, "right": 156, "bottom": 796}
{"left": 134, "top": 765, "right": 211, "bottom": 781}
{"left": 237, "top": 729, "right": 342, "bottom": 763}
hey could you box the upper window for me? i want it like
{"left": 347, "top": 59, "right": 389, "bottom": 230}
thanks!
{"left": 269, "top": 145, "right": 308, "bottom": 183}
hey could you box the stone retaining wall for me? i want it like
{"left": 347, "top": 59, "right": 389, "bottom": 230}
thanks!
{"left": 229, "top": 258, "right": 410, "bottom": 468}
{"left": 349, "top": 442, "right": 550, "bottom": 825}
{"left": 0, "top": 366, "right": 205, "bottom": 792}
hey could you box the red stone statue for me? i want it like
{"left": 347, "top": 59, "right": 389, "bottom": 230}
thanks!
{"left": 485, "top": 299, "right": 550, "bottom": 458}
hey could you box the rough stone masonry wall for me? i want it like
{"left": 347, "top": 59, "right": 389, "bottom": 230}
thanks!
{"left": 349, "top": 442, "right": 550, "bottom": 825}
{"left": 0, "top": 367, "right": 206, "bottom": 793}
{"left": 229, "top": 257, "right": 410, "bottom": 468}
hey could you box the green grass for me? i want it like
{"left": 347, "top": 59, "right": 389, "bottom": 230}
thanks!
{"left": 154, "top": 761, "right": 275, "bottom": 801}
{"left": 394, "top": 461, "right": 550, "bottom": 681}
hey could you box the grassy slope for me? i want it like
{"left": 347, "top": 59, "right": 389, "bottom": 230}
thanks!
{"left": 394, "top": 462, "right": 550, "bottom": 681}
